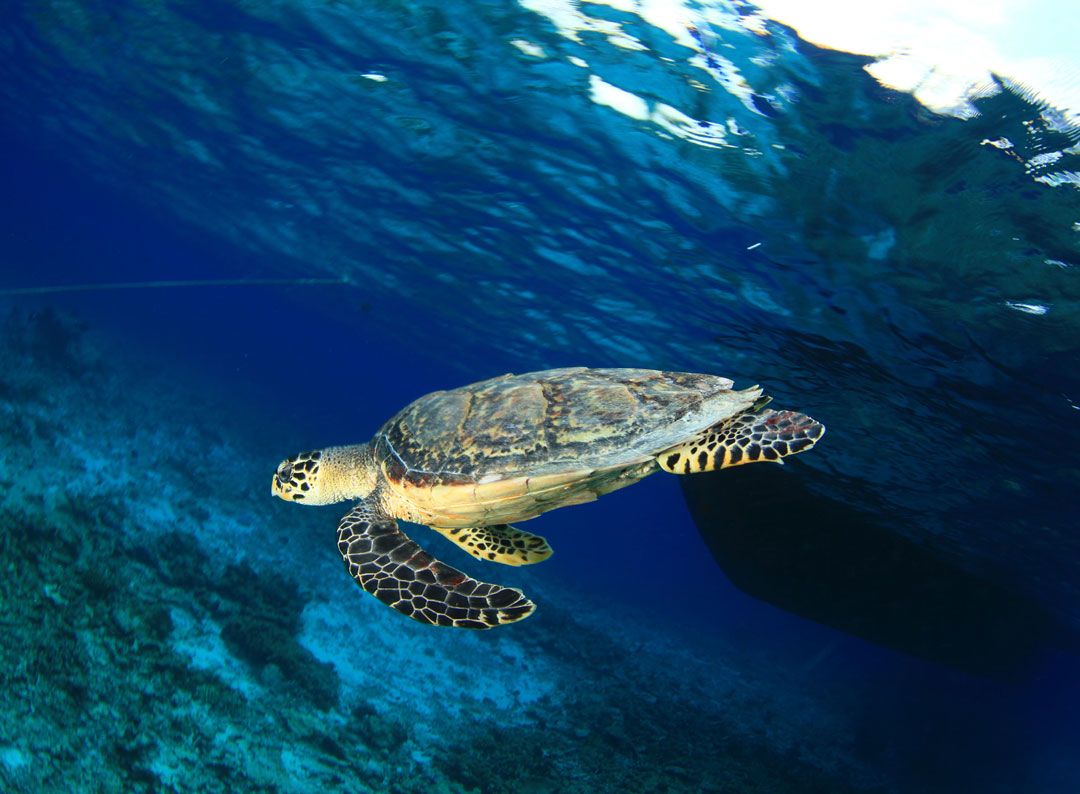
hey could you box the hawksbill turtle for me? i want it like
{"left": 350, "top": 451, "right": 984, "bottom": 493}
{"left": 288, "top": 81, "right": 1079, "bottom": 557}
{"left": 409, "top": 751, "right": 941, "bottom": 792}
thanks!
{"left": 271, "top": 367, "right": 824, "bottom": 629}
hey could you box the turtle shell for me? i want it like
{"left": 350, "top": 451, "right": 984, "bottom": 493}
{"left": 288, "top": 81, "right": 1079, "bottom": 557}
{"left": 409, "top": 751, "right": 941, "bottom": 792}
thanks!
{"left": 372, "top": 367, "right": 760, "bottom": 526}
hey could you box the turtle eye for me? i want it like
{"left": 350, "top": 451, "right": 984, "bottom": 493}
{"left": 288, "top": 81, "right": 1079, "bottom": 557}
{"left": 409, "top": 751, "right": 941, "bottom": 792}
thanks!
{"left": 277, "top": 461, "right": 294, "bottom": 483}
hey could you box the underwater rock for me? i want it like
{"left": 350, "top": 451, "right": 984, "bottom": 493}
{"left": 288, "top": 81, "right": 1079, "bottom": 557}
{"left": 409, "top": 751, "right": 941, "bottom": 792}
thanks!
{"left": 681, "top": 465, "right": 1075, "bottom": 677}
{"left": 12, "top": 307, "right": 99, "bottom": 378}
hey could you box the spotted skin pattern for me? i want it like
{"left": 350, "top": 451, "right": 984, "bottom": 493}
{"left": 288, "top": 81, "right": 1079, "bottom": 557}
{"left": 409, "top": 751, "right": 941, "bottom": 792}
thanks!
{"left": 336, "top": 500, "right": 535, "bottom": 629}
{"left": 432, "top": 524, "right": 553, "bottom": 566}
{"left": 658, "top": 409, "right": 824, "bottom": 474}
{"left": 272, "top": 450, "right": 321, "bottom": 501}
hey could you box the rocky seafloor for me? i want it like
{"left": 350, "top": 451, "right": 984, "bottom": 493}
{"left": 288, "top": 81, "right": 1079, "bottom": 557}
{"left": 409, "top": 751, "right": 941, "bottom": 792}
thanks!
{"left": 2, "top": 306, "right": 1068, "bottom": 793}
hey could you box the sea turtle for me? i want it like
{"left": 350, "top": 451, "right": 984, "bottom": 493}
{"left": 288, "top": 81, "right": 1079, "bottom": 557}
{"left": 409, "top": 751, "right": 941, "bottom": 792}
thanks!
{"left": 271, "top": 367, "right": 824, "bottom": 629}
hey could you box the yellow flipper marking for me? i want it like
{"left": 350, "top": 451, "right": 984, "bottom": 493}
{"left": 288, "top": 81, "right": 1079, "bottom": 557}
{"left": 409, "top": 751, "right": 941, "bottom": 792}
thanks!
{"left": 432, "top": 524, "right": 554, "bottom": 566}
{"left": 657, "top": 408, "right": 824, "bottom": 474}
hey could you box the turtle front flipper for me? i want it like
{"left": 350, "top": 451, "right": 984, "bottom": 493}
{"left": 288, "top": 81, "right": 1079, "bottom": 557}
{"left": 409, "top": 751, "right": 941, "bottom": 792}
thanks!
{"left": 432, "top": 525, "right": 554, "bottom": 566}
{"left": 336, "top": 503, "right": 535, "bottom": 628}
{"left": 657, "top": 409, "right": 825, "bottom": 473}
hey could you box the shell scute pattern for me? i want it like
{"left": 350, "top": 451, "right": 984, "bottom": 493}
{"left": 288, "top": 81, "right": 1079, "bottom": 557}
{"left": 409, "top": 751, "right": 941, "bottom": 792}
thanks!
{"left": 378, "top": 368, "right": 734, "bottom": 487}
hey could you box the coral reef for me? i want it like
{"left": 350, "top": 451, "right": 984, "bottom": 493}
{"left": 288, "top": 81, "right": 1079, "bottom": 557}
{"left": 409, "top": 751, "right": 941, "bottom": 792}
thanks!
{"left": 0, "top": 308, "right": 897, "bottom": 791}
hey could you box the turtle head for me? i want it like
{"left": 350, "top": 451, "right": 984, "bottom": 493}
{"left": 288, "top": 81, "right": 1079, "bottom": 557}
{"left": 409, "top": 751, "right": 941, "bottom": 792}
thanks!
{"left": 272, "top": 444, "right": 377, "bottom": 505}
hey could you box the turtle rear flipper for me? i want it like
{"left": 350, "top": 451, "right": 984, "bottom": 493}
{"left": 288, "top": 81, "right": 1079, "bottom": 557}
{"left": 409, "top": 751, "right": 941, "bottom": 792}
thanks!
{"left": 337, "top": 502, "right": 535, "bottom": 628}
{"left": 432, "top": 524, "right": 553, "bottom": 566}
{"left": 657, "top": 409, "right": 824, "bottom": 474}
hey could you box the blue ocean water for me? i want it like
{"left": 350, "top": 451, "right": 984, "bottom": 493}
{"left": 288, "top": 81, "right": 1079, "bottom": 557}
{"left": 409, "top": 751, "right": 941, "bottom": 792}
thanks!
{"left": 2, "top": 1, "right": 1079, "bottom": 791}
